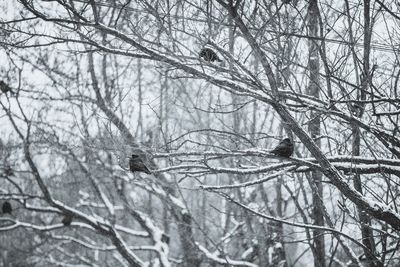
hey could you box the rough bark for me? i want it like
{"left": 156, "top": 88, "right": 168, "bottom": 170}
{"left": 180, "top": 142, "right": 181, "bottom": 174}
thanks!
{"left": 307, "top": 1, "right": 325, "bottom": 266}
{"left": 351, "top": 0, "right": 381, "bottom": 266}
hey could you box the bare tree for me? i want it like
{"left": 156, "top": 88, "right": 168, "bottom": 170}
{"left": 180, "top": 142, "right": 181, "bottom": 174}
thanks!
{"left": 1, "top": 1, "right": 400, "bottom": 266}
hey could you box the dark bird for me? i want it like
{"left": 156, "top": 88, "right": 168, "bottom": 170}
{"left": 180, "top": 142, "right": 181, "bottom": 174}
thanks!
{"left": 0, "top": 81, "right": 12, "bottom": 94}
{"left": 3, "top": 165, "right": 14, "bottom": 177}
{"left": 161, "top": 233, "right": 170, "bottom": 244}
{"left": 129, "top": 154, "right": 152, "bottom": 174}
{"left": 270, "top": 138, "right": 294, "bottom": 158}
{"left": 199, "top": 48, "right": 222, "bottom": 62}
{"left": 2, "top": 201, "right": 12, "bottom": 214}
{"left": 62, "top": 214, "right": 73, "bottom": 226}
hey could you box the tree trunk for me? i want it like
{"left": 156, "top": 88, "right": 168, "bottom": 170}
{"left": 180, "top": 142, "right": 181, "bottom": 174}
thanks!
{"left": 351, "top": 0, "right": 380, "bottom": 265}
{"left": 307, "top": 1, "right": 325, "bottom": 267}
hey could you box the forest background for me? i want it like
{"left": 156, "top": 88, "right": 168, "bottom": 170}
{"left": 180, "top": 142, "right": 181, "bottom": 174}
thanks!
{"left": 1, "top": 0, "right": 400, "bottom": 266}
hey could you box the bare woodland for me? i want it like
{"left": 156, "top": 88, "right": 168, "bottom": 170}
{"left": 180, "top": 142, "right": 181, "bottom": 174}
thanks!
{"left": 1, "top": 0, "right": 400, "bottom": 266}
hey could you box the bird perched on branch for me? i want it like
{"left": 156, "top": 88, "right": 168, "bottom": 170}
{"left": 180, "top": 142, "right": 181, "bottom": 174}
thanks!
{"left": 129, "top": 154, "right": 151, "bottom": 174}
{"left": 62, "top": 214, "right": 73, "bottom": 226}
{"left": 199, "top": 48, "right": 222, "bottom": 62}
{"left": 3, "top": 165, "right": 14, "bottom": 177}
{"left": 0, "top": 81, "right": 13, "bottom": 94}
{"left": 161, "top": 233, "right": 170, "bottom": 244}
{"left": 2, "top": 201, "right": 12, "bottom": 214}
{"left": 270, "top": 138, "right": 294, "bottom": 158}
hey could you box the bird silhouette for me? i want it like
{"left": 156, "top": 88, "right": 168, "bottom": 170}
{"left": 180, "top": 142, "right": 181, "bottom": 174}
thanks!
{"left": 129, "top": 154, "right": 151, "bottom": 174}
{"left": 62, "top": 214, "right": 73, "bottom": 226}
{"left": 199, "top": 48, "right": 222, "bottom": 62}
{"left": 161, "top": 233, "right": 170, "bottom": 244}
{"left": 270, "top": 138, "right": 294, "bottom": 158}
{"left": 0, "top": 81, "right": 13, "bottom": 94}
{"left": 3, "top": 165, "right": 14, "bottom": 176}
{"left": 2, "top": 201, "right": 12, "bottom": 214}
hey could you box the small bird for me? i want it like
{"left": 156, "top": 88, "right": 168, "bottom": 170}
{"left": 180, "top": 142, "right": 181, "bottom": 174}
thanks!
{"left": 199, "top": 48, "right": 222, "bottom": 62}
{"left": 2, "top": 201, "right": 12, "bottom": 214}
{"left": 161, "top": 233, "right": 170, "bottom": 244}
{"left": 0, "top": 81, "right": 13, "bottom": 94}
{"left": 3, "top": 165, "right": 14, "bottom": 177}
{"left": 62, "top": 214, "right": 73, "bottom": 226}
{"left": 129, "top": 154, "right": 152, "bottom": 174}
{"left": 270, "top": 138, "right": 294, "bottom": 158}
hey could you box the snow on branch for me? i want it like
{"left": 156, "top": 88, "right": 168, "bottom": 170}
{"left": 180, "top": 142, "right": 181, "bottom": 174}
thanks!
{"left": 196, "top": 243, "right": 258, "bottom": 267}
